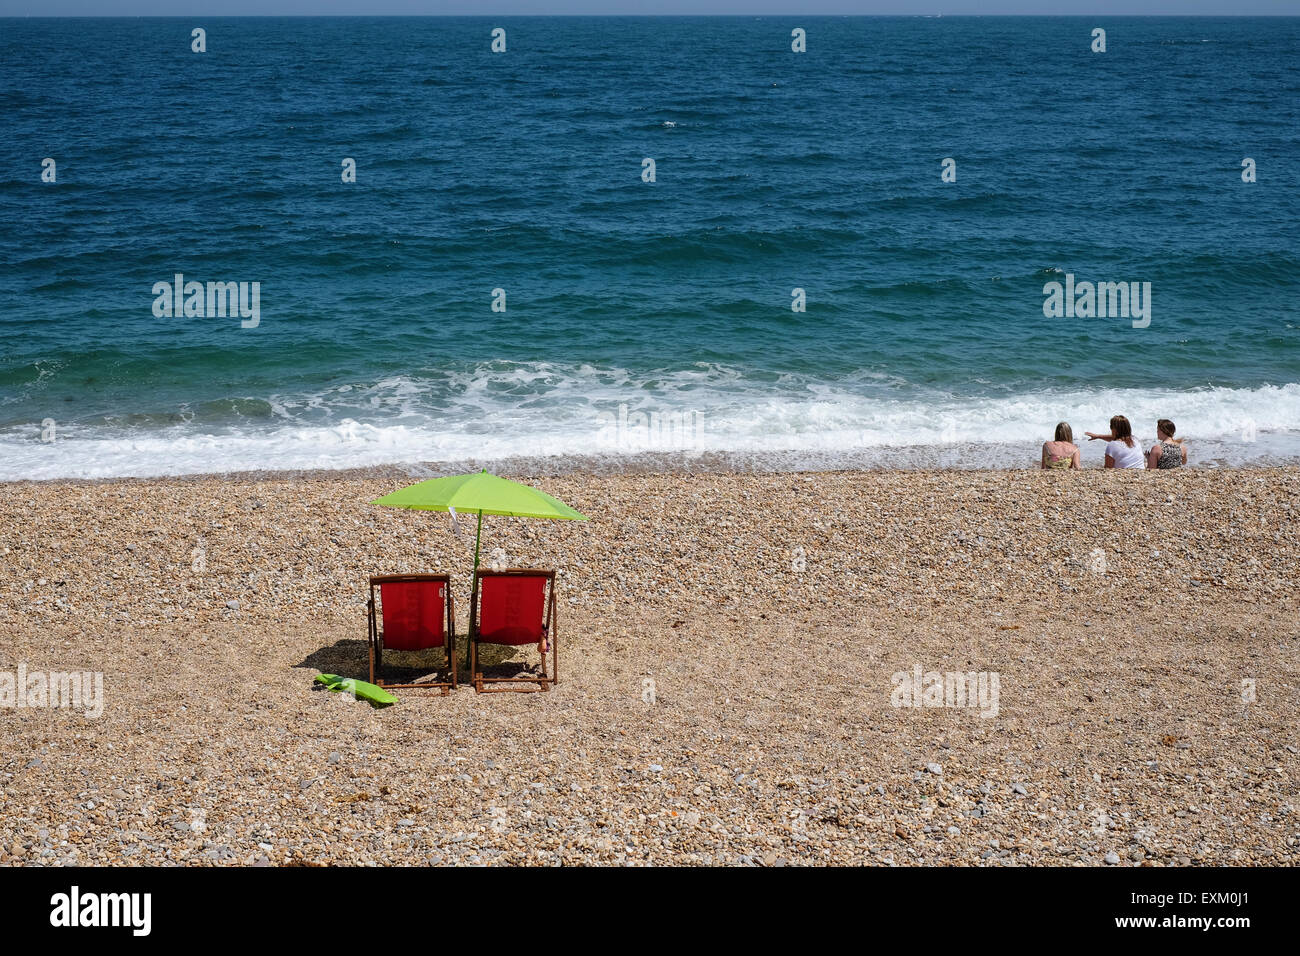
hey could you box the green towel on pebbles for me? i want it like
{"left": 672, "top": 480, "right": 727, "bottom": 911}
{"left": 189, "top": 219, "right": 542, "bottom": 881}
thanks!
{"left": 315, "top": 673, "right": 398, "bottom": 708}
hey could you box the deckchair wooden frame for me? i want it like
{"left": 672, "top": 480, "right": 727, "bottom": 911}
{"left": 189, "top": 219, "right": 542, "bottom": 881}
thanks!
{"left": 367, "top": 573, "right": 457, "bottom": 695}
{"left": 469, "top": 569, "right": 558, "bottom": 694}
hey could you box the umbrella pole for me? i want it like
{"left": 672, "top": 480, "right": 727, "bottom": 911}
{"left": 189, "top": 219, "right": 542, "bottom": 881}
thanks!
{"left": 468, "top": 509, "right": 483, "bottom": 671}
{"left": 473, "top": 509, "right": 483, "bottom": 572}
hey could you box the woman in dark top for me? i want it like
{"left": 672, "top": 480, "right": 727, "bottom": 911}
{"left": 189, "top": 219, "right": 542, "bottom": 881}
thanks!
{"left": 1147, "top": 419, "right": 1187, "bottom": 469}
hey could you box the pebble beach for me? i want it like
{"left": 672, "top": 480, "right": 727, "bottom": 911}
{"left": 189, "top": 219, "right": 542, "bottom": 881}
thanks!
{"left": 1, "top": 466, "right": 1297, "bottom": 866}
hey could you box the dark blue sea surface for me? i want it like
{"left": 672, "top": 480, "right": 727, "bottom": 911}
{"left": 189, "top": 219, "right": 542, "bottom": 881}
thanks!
{"left": 1, "top": 16, "right": 1298, "bottom": 477}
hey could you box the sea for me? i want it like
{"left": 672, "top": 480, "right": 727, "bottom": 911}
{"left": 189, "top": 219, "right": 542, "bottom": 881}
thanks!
{"left": 2, "top": 15, "right": 1298, "bottom": 479}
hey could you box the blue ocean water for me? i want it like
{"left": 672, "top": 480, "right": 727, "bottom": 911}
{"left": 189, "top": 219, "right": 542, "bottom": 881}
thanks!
{"left": 1, "top": 16, "right": 1298, "bottom": 478}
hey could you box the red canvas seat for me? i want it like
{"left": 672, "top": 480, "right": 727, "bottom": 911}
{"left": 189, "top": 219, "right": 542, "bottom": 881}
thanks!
{"left": 470, "top": 569, "right": 557, "bottom": 693}
{"left": 367, "top": 574, "right": 457, "bottom": 693}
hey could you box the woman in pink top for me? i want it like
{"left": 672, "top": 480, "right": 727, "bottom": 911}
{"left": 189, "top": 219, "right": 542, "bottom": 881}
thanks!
{"left": 1040, "top": 421, "right": 1081, "bottom": 470}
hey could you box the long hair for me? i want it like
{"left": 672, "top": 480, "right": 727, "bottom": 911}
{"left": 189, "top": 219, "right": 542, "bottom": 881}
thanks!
{"left": 1157, "top": 418, "right": 1181, "bottom": 442}
{"left": 1054, "top": 422, "right": 1073, "bottom": 443}
{"left": 1111, "top": 415, "right": 1135, "bottom": 447}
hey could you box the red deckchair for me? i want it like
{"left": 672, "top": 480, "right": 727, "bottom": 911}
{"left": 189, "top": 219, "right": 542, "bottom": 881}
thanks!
{"left": 469, "top": 569, "right": 557, "bottom": 693}
{"left": 367, "top": 573, "right": 457, "bottom": 694}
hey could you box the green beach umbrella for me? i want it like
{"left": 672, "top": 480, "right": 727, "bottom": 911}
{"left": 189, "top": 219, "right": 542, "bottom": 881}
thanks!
{"left": 371, "top": 470, "right": 587, "bottom": 612}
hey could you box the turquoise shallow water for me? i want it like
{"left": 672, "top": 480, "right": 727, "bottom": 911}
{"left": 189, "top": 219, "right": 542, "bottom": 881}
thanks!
{"left": 1, "top": 16, "right": 1298, "bottom": 477}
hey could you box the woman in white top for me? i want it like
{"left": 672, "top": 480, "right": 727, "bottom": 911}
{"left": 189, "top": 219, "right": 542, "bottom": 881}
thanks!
{"left": 1084, "top": 415, "right": 1145, "bottom": 469}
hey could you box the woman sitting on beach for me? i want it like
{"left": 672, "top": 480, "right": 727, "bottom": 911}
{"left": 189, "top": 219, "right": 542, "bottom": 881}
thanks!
{"left": 1084, "top": 415, "right": 1145, "bottom": 469}
{"left": 1147, "top": 418, "right": 1188, "bottom": 469}
{"left": 1041, "top": 422, "right": 1080, "bottom": 470}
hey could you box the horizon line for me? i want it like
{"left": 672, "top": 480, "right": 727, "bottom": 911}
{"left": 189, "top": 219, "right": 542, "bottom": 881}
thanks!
{"left": 4, "top": 13, "right": 1300, "bottom": 17}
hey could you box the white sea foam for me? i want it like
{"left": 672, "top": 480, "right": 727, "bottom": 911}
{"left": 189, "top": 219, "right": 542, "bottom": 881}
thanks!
{"left": 2, "top": 379, "right": 1298, "bottom": 480}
